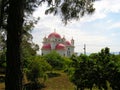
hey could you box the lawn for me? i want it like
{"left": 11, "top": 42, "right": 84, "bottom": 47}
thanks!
{"left": 41, "top": 71, "right": 75, "bottom": 90}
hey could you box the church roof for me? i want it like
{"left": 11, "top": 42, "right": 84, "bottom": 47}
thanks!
{"left": 65, "top": 41, "right": 71, "bottom": 46}
{"left": 55, "top": 43, "right": 66, "bottom": 50}
{"left": 42, "top": 44, "right": 51, "bottom": 50}
{"left": 48, "top": 32, "right": 61, "bottom": 38}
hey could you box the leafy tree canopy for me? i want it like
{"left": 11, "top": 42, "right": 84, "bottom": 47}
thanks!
{"left": 43, "top": 51, "right": 65, "bottom": 70}
{"left": 44, "top": 0, "right": 95, "bottom": 24}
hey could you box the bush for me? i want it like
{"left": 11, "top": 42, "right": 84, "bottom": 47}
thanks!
{"left": 44, "top": 51, "right": 65, "bottom": 70}
{"left": 27, "top": 56, "right": 52, "bottom": 83}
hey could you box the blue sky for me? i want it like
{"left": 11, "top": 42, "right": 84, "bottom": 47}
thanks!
{"left": 32, "top": 0, "right": 120, "bottom": 54}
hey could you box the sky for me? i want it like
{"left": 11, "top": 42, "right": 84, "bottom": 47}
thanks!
{"left": 32, "top": 0, "right": 120, "bottom": 54}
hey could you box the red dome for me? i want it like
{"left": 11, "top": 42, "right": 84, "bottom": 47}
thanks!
{"left": 42, "top": 44, "right": 51, "bottom": 50}
{"left": 65, "top": 41, "right": 71, "bottom": 45}
{"left": 48, "top": 32, "right": 61, "bottom": 38}
{"left": 56, "top": 44, "right": 65, "bottom": 50}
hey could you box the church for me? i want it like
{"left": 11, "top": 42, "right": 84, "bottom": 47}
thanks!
{"left": 41, "top": 31, "right": 75, "bottom": 57}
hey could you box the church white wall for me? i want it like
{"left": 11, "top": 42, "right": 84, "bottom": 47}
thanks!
{"left": 56, "top": 50, "right": 66, "bottom": 57}
{"left": 42, "top": 50, "right": 51, "bottom": 55}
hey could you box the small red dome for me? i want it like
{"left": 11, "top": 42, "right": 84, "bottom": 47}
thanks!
{"left": 48, "top": 32, "right": 61, "bottom": 38}
{"left": 56, "top": 44, "right": 65, "bottom": 50}
{"left": 65, "top": 41, "right": 71, "bottom": 45}
{"left": 42, "top": 44, "right": 51, "bottom": 50}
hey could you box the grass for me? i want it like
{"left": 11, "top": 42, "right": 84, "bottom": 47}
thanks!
{"left": 39, "top": 71, "right": 112, "bottom": 90}
{"left": 41, "top": 71, "right": 75, "bottom": 90}
{"left": 0, "top": 82, "right": 5, "bottom": 90}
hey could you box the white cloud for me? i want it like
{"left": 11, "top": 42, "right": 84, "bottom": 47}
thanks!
{"left": 82, "top": 0, "right": 120, "bottom": 22}
{"left": 32, "top": 0, "right": 120, "bottom": 54}
{"left": 33, "top": 0, "right": 120, "bottom": 22}
{"left": 109, "top": 22, "right": 120, "bottom": 29}
{"left": 94, "top": 0, "right": 120, "bottom": 13}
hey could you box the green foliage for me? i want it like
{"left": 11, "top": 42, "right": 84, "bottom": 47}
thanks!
{"left": 44, "top": 0, "right": 95, "bottom": 24}
{"left": 107, "top": 54, "right": 120, "bottom": 90}
{"left": 21, "top": 40, "right": 39, "bottom": 68}
{"left": 67, "top": 47, "right": 120, "bottom": 90}
{"left": 44, "top": 51, "right": 65, "bottom": 70}
{"left": 27, "top": 56, "right": 52, "bottom": 83}
{"left": 63, "top": 57, "right": 73, "bottom": 72}
{"left": 70, "top": 54, "right": 95, "bottom": 90}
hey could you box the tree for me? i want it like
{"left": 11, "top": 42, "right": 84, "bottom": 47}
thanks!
{"left": 4, "top": 0, "right": 96, "bottom": 90}
{"left": 44, "top": 51, "right": 65, "bottom": 70}
{"left": 63, "top": 57, "right": 73, "bottom": 73}
{"left": 68, "top": 48, "right": 120, "bottom": 90}
{"left": 21, "top": 39, "right": 39, "bottom": 69}
{"left": 0, "top": 0, "right": 39, "bottom": 90}
{"left": 107, "top": 54, "right": 120, "bottom": 90}
{"left": 20, "top": 16, "right": 40, "bottom": 85}
{"left": 44, "top": 0, "right": 95, "bottom": 24}
{"left": 27, "top": 56, "right": 51, "bottom": 83}
{"left": 5, "top": 0, "right": 24, "bottom": 90}
{"left": 70, "top": 54, "right": 96, "bottom": 90}
{"left": 95, "top": 47, "right": 111, "bottom": 90}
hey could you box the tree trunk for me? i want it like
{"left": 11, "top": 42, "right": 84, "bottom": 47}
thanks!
{"left": 0, "top": 0, "right": 4, "bottom": 28}
{"left": 5, "top": 0, "right": 24, "bottom": 90}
